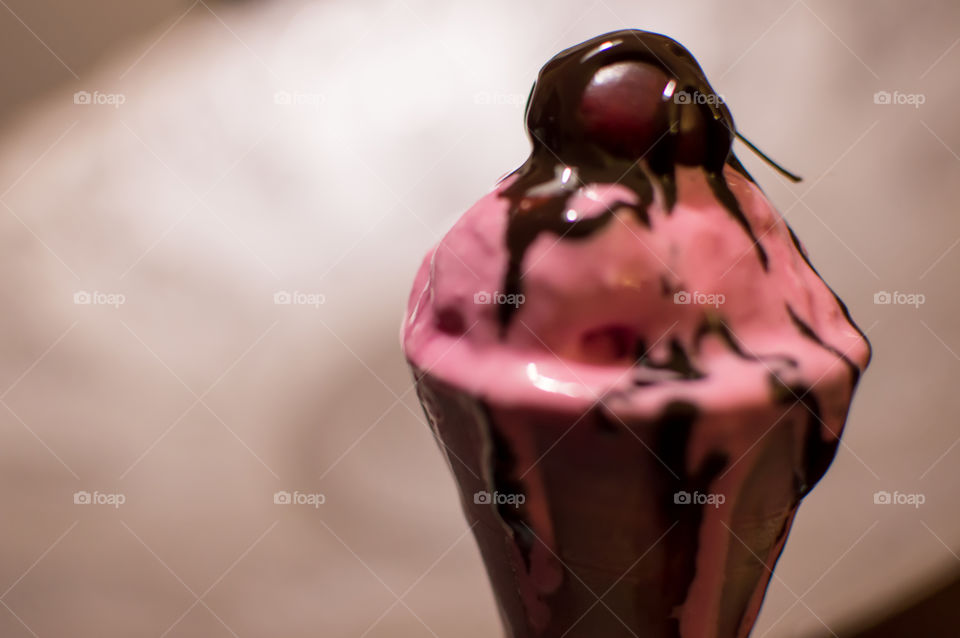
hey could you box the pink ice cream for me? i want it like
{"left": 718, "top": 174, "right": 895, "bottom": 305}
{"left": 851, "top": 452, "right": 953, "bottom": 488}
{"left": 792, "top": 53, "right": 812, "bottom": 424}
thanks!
{"left": 404, "top": 166, "right": 868, "bottom": 424}
{"left": 402, "top": 29, "right": 869, "bottom": 638}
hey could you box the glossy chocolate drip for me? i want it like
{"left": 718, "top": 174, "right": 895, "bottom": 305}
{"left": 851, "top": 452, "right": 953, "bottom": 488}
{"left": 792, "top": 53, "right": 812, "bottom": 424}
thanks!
{"left": 499, "top": 162, "right": 653, "bottom": 332}
{"left": 705, "top": 172, "right": 768, "bottom": 268}
{"left": 634, "top": 338, "right": 705, "bottom": 384}
{"left": 786, "top": 226, "right": 874, "bottom": 369}
{"left": 486, "top": 403, "right": 536, "bottom": 568}
{"left": 499, "top": 30, "right": 759, "bottom": 329}
{"left": 494, "top": 31, "right": 871, "bottom": 399}
{"left": 654, "top": 401, "right": 728, "bottom": 638}
{"left": 802, "top": 404, "right": 841, "bottom": 495}
{"left": 694, "top": 315, "right": 799, "bottom": 369}
{"left": 411, "top": 363, "right": 847, "bottom": 637}
{"left": 786, "top": 303, "right": 861, "bottom": 385}
{"left": 768, "top": 374, "right": 838, "bottom": 495}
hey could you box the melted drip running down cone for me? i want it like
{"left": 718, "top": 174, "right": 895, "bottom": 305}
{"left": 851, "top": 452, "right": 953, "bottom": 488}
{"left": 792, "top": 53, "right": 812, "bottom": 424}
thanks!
{"left": 403, "top": 30, "right": 870, "bottom": 638}
{"left": 416, "top": 375, "right": 824, "bottom": 637}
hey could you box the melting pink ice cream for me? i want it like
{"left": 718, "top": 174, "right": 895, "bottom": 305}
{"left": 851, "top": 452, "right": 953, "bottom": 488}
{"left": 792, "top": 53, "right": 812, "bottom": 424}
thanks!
{"left": 401, "top": 29, "right": 870, "bottom": 638}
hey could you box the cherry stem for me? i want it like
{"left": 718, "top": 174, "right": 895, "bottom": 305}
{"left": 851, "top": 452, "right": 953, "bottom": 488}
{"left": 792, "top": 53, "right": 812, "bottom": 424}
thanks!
{"left": 735, "top": 132, "right": 803, "bottom": 183}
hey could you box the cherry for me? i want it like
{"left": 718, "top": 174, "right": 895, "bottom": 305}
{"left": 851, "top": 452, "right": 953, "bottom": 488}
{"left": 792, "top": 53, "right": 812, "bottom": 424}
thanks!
{"left": 579, "top": 61, "right": 671, "bottom": 159}
{"left": 576, "top": 59, "right": 726, "bottom": 169}
{"left": 674, "top": 101, "right": 708, "bottom": 166}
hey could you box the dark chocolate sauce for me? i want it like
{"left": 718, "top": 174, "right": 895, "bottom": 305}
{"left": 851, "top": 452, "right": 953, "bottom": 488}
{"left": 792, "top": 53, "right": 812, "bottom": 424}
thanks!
{"left": 694, "top": 314, "right": 799, "bottom": 369}
{"left": 495, "top": 31, "right": 869, "bottom": 410}
{"left": 654, "top": 400, "right": 728, "bottom": 637}
{"left": 499, "top": 29, "right": 764, "bottom": 329}
{"left": 767, "top": 374, "right": 838, "bottom": 496}
{"left": 485, "top": 405, "right": 536, "bottom": 569}
{"left": 786, "top": 303, "right": 861, "bottom": 385}
{"left": 634, "top": 338, "right": 705, "bottom": 383}
{"left": 785, "top": 225, "right": 873, "bottom": 370}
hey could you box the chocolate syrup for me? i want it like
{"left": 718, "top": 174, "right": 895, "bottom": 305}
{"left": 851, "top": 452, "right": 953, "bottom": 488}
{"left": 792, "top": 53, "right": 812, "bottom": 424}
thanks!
{"left": 493, "top": 30, "right": 870, "bottom": 414}
{"left": 499, "top": 30, "right": 767, "bottom": 329}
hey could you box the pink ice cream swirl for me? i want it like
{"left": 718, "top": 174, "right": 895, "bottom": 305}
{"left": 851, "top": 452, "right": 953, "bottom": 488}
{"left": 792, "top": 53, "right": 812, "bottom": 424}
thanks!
{"left": 403, "top": 29, "right": 870, "bottom": 441}
{"left": 403, "top": 162, "right": 869, "bottom": 429}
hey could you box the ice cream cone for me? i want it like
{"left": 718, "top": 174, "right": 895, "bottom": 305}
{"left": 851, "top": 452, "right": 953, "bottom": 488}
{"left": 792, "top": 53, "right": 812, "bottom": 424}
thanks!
{"left": 414, "top": 368, "right": 842, "bottom": 638}
{"left": 401, "top": 28, "right": 870, "bottom": 638}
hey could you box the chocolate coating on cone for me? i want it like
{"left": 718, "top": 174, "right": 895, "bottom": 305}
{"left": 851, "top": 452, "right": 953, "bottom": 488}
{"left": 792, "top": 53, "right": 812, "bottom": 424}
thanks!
{"left": 415, "top": 371, "right": 833, "bottom": 638}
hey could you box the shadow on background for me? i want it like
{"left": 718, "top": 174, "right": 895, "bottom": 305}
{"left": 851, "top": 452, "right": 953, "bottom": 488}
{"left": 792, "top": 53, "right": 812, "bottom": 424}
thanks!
{"left": 0, "top": 0, "right": 244, "bottom": 121}
{"left": 825, "top": 568, "right": 960, "bottom": 637}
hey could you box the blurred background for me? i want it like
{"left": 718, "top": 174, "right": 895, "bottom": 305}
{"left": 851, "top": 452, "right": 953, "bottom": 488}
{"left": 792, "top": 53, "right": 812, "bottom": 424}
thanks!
{"left": 0, "top": 0, "right": 957, "bottom": 636}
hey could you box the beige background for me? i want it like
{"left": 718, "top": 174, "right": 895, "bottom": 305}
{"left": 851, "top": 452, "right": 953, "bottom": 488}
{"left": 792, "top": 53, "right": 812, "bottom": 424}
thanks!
{"left": 0, "top": 0, "right": 191, "bottom": 119}
{"left": 0, "top": 0, "right": 958, "bottom": 636}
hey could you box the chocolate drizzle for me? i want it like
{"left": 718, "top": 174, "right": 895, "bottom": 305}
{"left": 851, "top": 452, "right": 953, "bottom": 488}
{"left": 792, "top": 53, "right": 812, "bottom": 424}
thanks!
{"left": 499, "top": 163, "right": 653, "bottom": 330}
{"left": 655, "top": 401, "right": 728, "bottom": 637}
{"left": 767, "top": 373, "right": 838, "bottom": 495}
{"left": 498, "top": 169, "right": 652, "bottom": 330}
{"left": 498, "top": 30, "right": 762, "bottom": 329}
{"left": 634, "top": 338, "right": 705, "bottom": 385}
{"left": 786, "top": 225, "right": 873, "bottom": 368}
{"left": 485, "top": 405, "right": 536, "bottom": 568}
{"left": 705, "top": 171, "right": 768, "bottom": 269}
{"left": 493, "top": 31, "right": 870, "bottom": 408}
{"left": 694, "top": 314, "right": 798, "bottom": 369}
{"left": 786, "top": 303, "right": 861, "bottom": 386}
